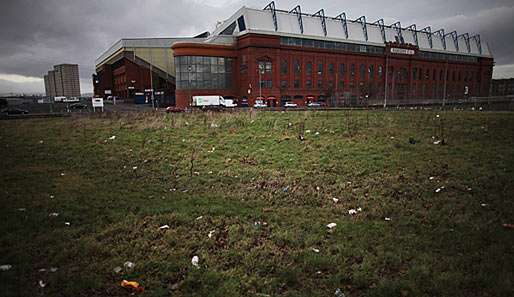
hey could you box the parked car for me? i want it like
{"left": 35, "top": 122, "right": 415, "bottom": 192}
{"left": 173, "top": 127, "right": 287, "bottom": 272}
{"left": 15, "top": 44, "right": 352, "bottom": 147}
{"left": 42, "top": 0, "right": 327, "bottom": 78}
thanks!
{"left": 253, "top": 102, "right": 267, "bottom": 108}
{"left": 239, "top": 99, "right": 249, "bottom": 107}
{"left": 307, "top": 102, "right": 322, "bottom": 107}
{"left": 69, "top": 103, "right": 88, "bottom": 110}
{"left": 166, "top": 106, "right": 185, "bottom": 113}
{"left": 4, "top": 108, "right": 29, "bottom": 115}
{"left": 284, "top": 102, "right": 298, "bottom": 108}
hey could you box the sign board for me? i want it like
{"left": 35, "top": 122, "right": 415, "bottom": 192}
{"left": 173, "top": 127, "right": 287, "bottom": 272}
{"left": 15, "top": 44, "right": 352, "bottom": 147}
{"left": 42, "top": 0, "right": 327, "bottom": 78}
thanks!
{"left": 390, "top": 48, "right": 415, "bottom": 55}
{"left": 104, "top": 90, "right": 112, "bottom": 95}
{"left": 92, "top": 97, "right": 104, "bottom": 112}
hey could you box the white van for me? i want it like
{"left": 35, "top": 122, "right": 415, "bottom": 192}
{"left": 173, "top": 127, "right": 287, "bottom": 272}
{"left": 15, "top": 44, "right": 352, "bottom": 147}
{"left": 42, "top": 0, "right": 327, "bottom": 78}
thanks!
{"left": 192, "top": 95, "right": 236, "bottom": 108}
{"left": 54, "top": 96, "right": 66, "bottom": 102}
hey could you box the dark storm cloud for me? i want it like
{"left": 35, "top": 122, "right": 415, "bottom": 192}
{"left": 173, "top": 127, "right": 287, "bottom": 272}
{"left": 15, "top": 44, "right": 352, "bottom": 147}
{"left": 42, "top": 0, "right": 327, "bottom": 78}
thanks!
{"left": 0, "top": 0, "right": 513, "bottom": 93}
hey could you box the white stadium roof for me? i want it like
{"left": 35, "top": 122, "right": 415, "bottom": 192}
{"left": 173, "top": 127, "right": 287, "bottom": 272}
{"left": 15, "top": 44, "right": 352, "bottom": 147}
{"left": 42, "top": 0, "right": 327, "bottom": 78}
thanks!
{"left": 207, "top": 2, "right": 492, "bottom": 58}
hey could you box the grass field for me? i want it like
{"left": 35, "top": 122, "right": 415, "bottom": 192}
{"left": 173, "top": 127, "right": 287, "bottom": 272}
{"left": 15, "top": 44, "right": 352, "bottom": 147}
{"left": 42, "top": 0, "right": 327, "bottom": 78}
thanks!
{"left": 1, "top": 110, "right": 513, "bottom": 297}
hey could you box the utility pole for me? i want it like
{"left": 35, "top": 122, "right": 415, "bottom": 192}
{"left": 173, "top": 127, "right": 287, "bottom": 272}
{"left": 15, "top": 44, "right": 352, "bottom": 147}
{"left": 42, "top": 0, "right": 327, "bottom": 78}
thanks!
{"left": 258, "top": 63, "right": 263, "bottom": 101}
{"left": 384, "top": 54, "right": 389, "bottom": 108}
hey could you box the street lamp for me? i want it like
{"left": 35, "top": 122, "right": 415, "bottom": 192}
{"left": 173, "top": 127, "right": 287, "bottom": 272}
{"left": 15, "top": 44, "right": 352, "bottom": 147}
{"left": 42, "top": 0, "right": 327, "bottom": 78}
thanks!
{"left": 258, "top": 63, "right": 264, "bottom": 101}
{"left": 188, "top": 65, "right": 192, "bottom": 107}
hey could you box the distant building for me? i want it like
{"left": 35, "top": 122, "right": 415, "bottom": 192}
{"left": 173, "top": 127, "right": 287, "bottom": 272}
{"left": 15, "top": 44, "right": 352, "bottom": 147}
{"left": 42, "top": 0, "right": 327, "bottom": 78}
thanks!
{"left": 44, "top": 64, "right": 81, "bottom": 98}
{"left": 491, "top": 78, "right": 514, "bottom": 96}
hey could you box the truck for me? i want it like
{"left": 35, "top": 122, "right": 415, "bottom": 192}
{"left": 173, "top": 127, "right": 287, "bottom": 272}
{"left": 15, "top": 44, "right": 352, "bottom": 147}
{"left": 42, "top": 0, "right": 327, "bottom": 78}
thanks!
{"left": 54, "top": 96, "right": 66, "bottom": 102}
{"left": 192, "top": 95, "right": 236, "bottom": 109}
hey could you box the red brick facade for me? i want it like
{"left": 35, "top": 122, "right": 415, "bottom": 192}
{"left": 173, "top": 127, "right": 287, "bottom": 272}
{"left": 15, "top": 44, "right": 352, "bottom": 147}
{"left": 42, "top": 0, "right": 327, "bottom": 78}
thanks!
{"left": 173, "top": 33, "right": 493, "bottom": 108}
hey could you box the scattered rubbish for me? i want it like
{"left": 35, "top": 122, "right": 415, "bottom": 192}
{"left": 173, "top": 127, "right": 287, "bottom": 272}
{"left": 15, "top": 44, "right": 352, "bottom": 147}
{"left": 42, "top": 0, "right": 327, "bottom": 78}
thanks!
{"left": 436, "top": 114, "right": 440, "bottom": 118}
{"left": 357, "top": 207, "right": 362, "bottom": 212}
{"left": 132, "top": 166, "right": 138, "bottom": 170}
{"left": 480, "top": 203, "right": 488, "bottom": 207}
{"left": 208, "top": 171, "right": 213, "bottom": 174}
{"left": 435, "top": 187, "right": 443, "bottom": 193}
{"left": 315, "top": 131, "right": 320, "bottom": 136}
{"left": 385, "top": 217, "right": 392, "bottom": 221}
{"left": 208, "top": 147, "right": 215, "bottom": 153}
{"left": 49, "top": 267, "right": 58, "bottom": 273}
{"left": 0, "top": 264, "right": 12, "bottom": 271}
{"left": 429, "top": 176, "right": 435, "bottom": 180}
{"left": 159, "top": 225, "right": 170, "bottom": 230}
{"left": 282, "top": 186, "right": 289, "bottom": 193}
{"left": 60, "top": 173, "right": 65, "bottom": 176}
{"left": 390, "top": 136, "right": 395, "bottom": 139}
{"left": 49, "top": 212, "right": 59, "bottom": 217}
{"left": 335, "top": 288, "right": 346, "bottom": 297}
{"left": 113, "top": 266, "right": 122, "bottom": 274}
{"left": 502, "top": 224, "right": 514, "bottom": 230}
{"left": 50, "top": 195, "right": 54, "bottom": 199}
{"left": 479, "top": 107, "right": 483, "bottom": 111}
{"left": 39, "top": 140, "right": 44, "bottom": 144}
{"left": 191, "top": 256, "right": 199, "bottom": 268}
{"left": 108, "top": 135, "right": 116, "bottom": 140}
{"left": 327, "top": 223, "right": 337, "bottom": 229}
{"left": 467, "top": 187, "right": 472, "bottom": 191}
{"left": 332, "top": 198, "right": 339, "bottom": 203}
{"left": 64, "top": 222, "right": 71, "bottom": 226}
{"left": 121, "top": 280, "right": 144, "bottom": 293}
{"left": 348, "top": 209, "right": 357, "bottom": 215}
{"left": 305, "top": 130, "right": 311, "bottom": 133}
{"left": 39, "top": 268, "right": 47, "bottom": 272}
{"left": 193, "top": 171, "right": 200, "bottom": 176}
{"left": 195, "top": 216, "right": 203, "bottom": 220}
{"left": 210, "top": 123, "right": 219, "bottom": 128}
{"left": 433, "top": 140, "right": 442, "bottom": 145}
{"left": 312, "top": 248, "right": 320, "bottom": 253}
{"left": 38, "top": 280, "right": 46, "bottom": 288}
{"left": 17, "top": 208, "right": 26, "bottom": 212}
{"left": 123, "top": 261, "right": 135, "bottom": 270}
{"left": 288, "top": 122, "right": 292, "bottom": 127}
{"left": 316, "top": 186, "right": 320, "bottom": 191}
{"left": 208, "top": 230, "right": 215, "bottom": 238}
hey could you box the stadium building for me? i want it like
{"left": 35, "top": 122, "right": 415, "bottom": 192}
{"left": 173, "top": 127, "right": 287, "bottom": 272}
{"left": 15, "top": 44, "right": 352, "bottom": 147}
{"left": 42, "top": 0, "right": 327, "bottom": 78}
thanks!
{"left": 93, "top": 35, "right": 207, "bottom": 104}
{"left": 172, "top": 2, "right": 494, "bottom": 107}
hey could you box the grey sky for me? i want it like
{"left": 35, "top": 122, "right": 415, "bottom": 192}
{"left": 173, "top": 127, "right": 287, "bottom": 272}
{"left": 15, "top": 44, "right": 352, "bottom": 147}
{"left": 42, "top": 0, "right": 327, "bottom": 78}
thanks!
{"left": 0, "top": 0, "right": 513, "bottom": 94}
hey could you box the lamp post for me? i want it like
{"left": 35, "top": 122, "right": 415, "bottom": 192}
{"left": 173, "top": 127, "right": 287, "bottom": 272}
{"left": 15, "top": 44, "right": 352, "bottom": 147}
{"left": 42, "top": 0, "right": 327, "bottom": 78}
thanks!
{"left": 188, "top": 65, "right": 192, "bottom": 107}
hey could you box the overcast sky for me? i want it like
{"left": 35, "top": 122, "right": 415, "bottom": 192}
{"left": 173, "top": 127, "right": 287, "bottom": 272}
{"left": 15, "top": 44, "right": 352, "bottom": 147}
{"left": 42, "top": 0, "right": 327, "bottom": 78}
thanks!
{"left": 1, "top": 0, "right": 513, "bottom": 94}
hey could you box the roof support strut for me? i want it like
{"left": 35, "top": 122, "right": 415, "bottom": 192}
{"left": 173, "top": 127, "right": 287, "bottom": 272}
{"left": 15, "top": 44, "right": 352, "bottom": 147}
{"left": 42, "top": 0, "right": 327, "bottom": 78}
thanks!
{"left": 373, "top": 19, "right": 386, "bottom": 43}
{"left": 407, "top": 24, "right": 418, "bottom": 46}
{"left": 445, "top": 31, "right": 458, "bottom": 51}
{"left": 335, "top": 13, "right": 348, "bottom": 39}
{"left": 289, "top": 5, "right": 303, "bottom": 34}
{"left": 459, "top": 33, "right": 471, "bottom": 53}
{"left": 434, "top": 29, "right": 446, "bottom": 50}
{"left": 471, "top": 34, "right": 482, "bottom": 54}
{"left": 263, "top": 1, "right": 278, "bottom": 32}
{"left": 312, "top": 9, "right": 327, "bottom": 36}
{"left": 391, "top": 22, "right": 403, "bottom": 43}
{"left": 355, "top": 16, "right": 368, "bottom": 42}
{"left": 421, "top": 26, "right": 432, "bottom": 48}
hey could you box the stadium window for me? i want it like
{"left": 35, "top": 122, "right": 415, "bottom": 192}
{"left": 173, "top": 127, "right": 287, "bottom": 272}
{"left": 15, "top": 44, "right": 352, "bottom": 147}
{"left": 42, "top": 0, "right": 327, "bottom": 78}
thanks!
{"left": 294, "top": 59, "right": 301, "bottom": 75}
{"left": 294, "top": 79, "right": 300, "bottom": 88}
{"left": 328, "top": 63, "right": 334, "bottom": 75}
{"left": 452, "top": 71, "right": 456, "bottom": 81}
{"left": 350, "top": 64, "right": 355, "bottom": 78}
{"left": 260, "top": 80, "right": 272, "bottom": 89}
{"left": 425, "top": 69, "right": 429, "bottom": 80}
{"left": 360, "top": 64, "right": 366, "bottom": 80}
{"left": 280, "top": 59, "right": 288, "bottom": 75}
{"left": 339, "top": 63, "right": 346, "bottom": 76}
{"left": 418, "top": 68, "right": 422, "bottom": 80}
{"left": 339, "top": 80, "right": 344, "bottom": 89}
{"left": 306, "top": 80, "right": 312, "bottom": 89}
{"left": 280, "top": 80, "right": 288, "bottom": 89}
{"left": 369, "top": 65, "right": 374, "bottom": 80}
{"left": 378, "top": 65, "right": 383, "bottom": 79}
{"left": 237, "top": 16, "right": 246, "bottom": 31}
{"left": 440, "top": 69, "right": 444, "bottom": 81}
{"left": 317, "top": 80, "right": 323, "bottom": 89}
{"left": 458, "top": 71, "right": 462, "bottom": 81}
{"left": 413, "top": 68, "right": 417, "bottom": 80}
{"left": 328, "top": 80, "right": 334, "bottom": 89}
{"left": 306, "top": 62, "right": 313, "bottom": 75}
{"left": 433, "top": 69, "right": 436, "bottom": 81}
{"left": 258, "top": 61, "right": 272, "bottom": 74}
{"left": 220, "top": 21, "right": 236, "bottom": 35}
{"left": 317, "top": 62, "right": 323, "bottom": 75}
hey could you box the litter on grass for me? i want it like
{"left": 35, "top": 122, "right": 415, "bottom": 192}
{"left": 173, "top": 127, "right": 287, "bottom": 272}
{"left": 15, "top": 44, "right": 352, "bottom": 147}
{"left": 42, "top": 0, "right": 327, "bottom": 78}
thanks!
{"left": 481, "top": 203, "right": 488, "bottom": 207}
{"left": 195, "top": 216, "right": 203, "bottom": 220}
{"left": 132, "top": 166, "right": 138, "bottom": 170}
{"left": 0, "top": 264, "right": 12, "bottom": 271}
{"left": 208, "top": 230, "right": 215, "bottom": 238}
{"left": 312, "top": 248, "right": 320, "bottom": 253}
{"left": 429, "top": 176, "right": 435, "bottom": 180}
{"left": 121, "top": 280, "right": 144, "bottom": 293}
{"left": 108, "top": 136, "right": 116, "bottom": 140}
{"left": 64, "top": 222, "right": 71, "bottom": 226}
{"left": 17, "top": 208, "right": 26, "bottom": 212}
{"left": 159, "top": 225, "right": 170, "bottom": 230}
{"left": 327, "top": 223, "right": 337, "bottom": 229}
{"left": 191, "top": 256, "right": 199, "bottom": 268}
{"left": 38, "top": 280, "right": 46, "bottom": 288}
{"left": 123, "top": 261, "right": 135, "bottom": 270}
{"left": 113, "top": 266, "right": 122, "bottom": 274}
{"left": 348, "top": 208, "right": 362, "bottom": 215}
{"left": 385, "top": 217, "right": 392, "bottom": 221}
{"left": 49, "top": 212, "right": 59, "bottom": 217}
{"left": 332, "top": 198, "right": 339, "bottom": 203}
{"left": 335, "top": 288, "right": 346, "bottom": 297}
